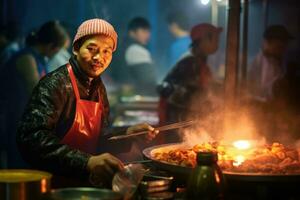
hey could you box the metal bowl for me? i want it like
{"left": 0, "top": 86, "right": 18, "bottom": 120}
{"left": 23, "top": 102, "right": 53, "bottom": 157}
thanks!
{"left": 45, "top": 187, "right": 123, "bottom": 200}
{"left": 0, "top": 169, "right": 52, "bottom": 200}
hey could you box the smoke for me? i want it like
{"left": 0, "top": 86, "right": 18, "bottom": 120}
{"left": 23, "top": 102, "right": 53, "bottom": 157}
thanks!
{"left": 181, "top": 125, "right": 213, "bottom": 147}
{"left": 179, "top": 87, "right": 270, "bottom": 146}
{"left": 90, "top": 0, "right": 111, "bottom": 20}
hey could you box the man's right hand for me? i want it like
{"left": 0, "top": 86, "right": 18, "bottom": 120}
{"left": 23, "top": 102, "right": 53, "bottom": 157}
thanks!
{"left": 87, "top": 153, "right": 124, "bottom": 187}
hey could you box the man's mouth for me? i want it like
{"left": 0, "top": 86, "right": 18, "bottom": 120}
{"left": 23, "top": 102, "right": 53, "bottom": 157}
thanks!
{"left": 90, "top": 63, "right": 103, "bottom": 71}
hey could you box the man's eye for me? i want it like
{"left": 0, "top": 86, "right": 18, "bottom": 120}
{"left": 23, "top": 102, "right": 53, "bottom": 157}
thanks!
{"left": 87, "top": 47, "right": 97, "bottom": 52}
{"left": 103, "top": 49, "right": 112, "bottom": 54}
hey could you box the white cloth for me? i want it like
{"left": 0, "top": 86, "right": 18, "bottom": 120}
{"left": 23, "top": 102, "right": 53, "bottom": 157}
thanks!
{"left": 125, "top": 44, "right": 152, "bottom": 66}
{"left": 47, "top": 49, "right": 71, "bottom": 72}
{"left": 248, "top": 51, "right": 284, "bottom": 100}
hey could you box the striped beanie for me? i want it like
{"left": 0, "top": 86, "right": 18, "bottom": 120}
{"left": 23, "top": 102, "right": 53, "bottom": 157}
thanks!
{"left": 73, "top": 18, "right": 118, "bottom": 51}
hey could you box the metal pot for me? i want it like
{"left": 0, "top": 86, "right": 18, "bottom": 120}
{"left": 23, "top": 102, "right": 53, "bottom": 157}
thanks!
{"left": 0, "top": 169, "right": 52, "bottom": 200}
{"left": 44, "top": 187, "right": 123, "bottom": 200}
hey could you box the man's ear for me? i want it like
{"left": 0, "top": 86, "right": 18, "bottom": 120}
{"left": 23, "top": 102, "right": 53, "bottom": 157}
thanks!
{"left": 72, "top": 47, "right": 78, "bottom": 56}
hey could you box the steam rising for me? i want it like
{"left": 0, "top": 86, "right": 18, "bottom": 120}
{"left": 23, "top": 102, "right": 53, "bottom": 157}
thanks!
{"left": 180, "top": 88, "right": 271, "bottom": 146}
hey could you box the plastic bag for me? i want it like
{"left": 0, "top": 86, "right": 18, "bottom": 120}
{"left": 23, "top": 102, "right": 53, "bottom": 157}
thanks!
{"left": 112, "top": 164, "right": 147, "bottom": 200}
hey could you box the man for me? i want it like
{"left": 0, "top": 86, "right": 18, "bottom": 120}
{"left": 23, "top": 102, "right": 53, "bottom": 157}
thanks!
{"left": 248, "top": 25, "right": 293, "bottom": 101}
{"left": 124, "top": 17, "right": 157, "bottom": 95}
{"left": 17, "top": 19, "right": 158, "bottom": 187}
{"left": 158, "top": 23, "right": 222, "bottom": 125}
{"left": 166, "top": 11, "right": 191, "bottom": 70}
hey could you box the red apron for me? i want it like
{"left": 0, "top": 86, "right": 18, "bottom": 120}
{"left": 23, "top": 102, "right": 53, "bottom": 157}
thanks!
{"left": 61, "top": 64, "right": 103, "bottom": 155}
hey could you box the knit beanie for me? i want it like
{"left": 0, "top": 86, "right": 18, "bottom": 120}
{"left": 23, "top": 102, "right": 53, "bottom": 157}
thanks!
{"left": 73, "top": 18, "right": 118, "bottom": 51}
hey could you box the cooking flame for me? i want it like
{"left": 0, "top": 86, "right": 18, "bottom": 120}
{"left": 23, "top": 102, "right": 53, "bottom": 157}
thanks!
{"left": 233, "top": 155, "right": 245, "bottom": 166}
{"left": 233, "top": 140, "right": 251, "bottom": 150}
{"left": 231, "top": 140, "right": 251, "bottom": 166}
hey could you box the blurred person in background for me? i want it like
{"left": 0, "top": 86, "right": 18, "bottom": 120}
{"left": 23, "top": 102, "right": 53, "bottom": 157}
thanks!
{"left": 0, "top": 21, "right": 21, "bottom": 69}
{"left": 123, "top": 17, "right": 157, "bottom": 95}
{"left": 17, "top": 19, "right": 158, "bottom": 188}
{"left": 158, "top": 23, "right": 223, "bottom": 130}
{"left": 270, "top": 60, "right": 300, "bottom": 142}
{"left": 165, "top": 11, "right": 191, "bottom": 72}
{"left": 248, "top": 25, "right": 294, "bottom": 101}
{"left": 0, "top": 20, "right": 68, "bottom": 168}
{"left": 0, "top": 21, "right": 22, "bottom": 168}
{"left": 47, "top": 25, "right": 71, "bottom": 72}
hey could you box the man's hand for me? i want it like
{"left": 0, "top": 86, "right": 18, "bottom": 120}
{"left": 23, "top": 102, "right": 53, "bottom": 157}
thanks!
{"left": 126, "top": 123, "right": 159, "bottom": 141}
{"left": 87, "top": 153, "right": 123, "bottom": 187}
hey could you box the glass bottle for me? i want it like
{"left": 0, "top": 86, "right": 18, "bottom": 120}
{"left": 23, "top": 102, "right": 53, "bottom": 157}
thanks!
{"left": 186, "top": 151, "right": 225, "bottom": 200}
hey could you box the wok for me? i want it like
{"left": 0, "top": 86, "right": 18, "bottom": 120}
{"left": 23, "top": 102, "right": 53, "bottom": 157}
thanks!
{"left": 142, "top": 143, "right": 300, "bottom": 183}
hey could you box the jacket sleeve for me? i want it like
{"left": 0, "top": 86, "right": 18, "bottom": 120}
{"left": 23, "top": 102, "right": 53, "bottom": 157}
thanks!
{"left": 16, "top": 74, "right": 91, "bottom": 179}
{"left": 157, "top": 61, "right": 185, "bottom": 97}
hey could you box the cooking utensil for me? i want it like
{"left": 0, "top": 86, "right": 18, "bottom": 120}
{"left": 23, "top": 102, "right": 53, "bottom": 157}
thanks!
{"left": 0, "top": 169, "right": 52, "bottom": 200}
{"left": 44, "top": 187, "right": 122, "bottom": 200}
{"left": 142, "top": 143, "right": 300, "bottom": 183}
{"left": 108, "top": 120, "right": 196, "bottom": 140}
{"left": 124, "top": 160, "right": 153, "bottom": 165}
{"left": 139, "top": 172, "right": 173, "bottom": 194}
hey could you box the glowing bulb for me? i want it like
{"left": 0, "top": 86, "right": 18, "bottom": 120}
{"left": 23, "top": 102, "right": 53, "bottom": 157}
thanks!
{"left": 233, "top": 140, "right": 251, "bottom": 150}
{"left": 216, "top": 0, "right": 222, "bottom": 2}
{"left": 233, "top": 155, "right": 245, "bottom": 166}
{"left": 201, "top": 0, "right": 210, "bottom": 5}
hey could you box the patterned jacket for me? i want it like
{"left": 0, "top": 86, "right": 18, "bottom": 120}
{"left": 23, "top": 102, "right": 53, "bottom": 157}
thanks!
{"left": 17, "top": 56, "right": 110, "bottom": 179}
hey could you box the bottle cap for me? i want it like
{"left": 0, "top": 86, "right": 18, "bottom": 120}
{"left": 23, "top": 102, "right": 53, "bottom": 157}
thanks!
{"left": 196, "top": 151, "right": 218, "bottom": 165}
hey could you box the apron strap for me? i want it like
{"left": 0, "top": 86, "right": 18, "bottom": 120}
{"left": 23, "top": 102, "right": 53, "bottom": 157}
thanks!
{"left": 67, "top": 63, "right": 80, "bottom": 100}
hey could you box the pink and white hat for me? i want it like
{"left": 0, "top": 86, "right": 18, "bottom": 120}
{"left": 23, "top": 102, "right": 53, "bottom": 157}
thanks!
{"left": 73, "top": 18, "right": 118, "bottom": 51}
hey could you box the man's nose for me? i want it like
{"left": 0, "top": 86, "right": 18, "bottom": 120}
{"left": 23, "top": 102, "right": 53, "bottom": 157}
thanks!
{"left": 93, "top": 52, "right": 100, "bottom": 60}
{"left": 93, "top": 52, "right": 104, "bottom": 63}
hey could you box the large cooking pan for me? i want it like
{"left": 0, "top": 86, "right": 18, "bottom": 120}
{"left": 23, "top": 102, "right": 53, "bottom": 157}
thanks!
{"left": 143, "top": 143, "right": 300, "bottom": 183}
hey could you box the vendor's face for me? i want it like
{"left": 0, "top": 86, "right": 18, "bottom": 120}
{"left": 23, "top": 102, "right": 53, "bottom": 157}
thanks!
{"left": 46, "top": 45, "right": 61, "bottom": 59}
{"left": 200, "top": 32, "right": 220, "bottom": 55}
{"left": 192, "top": 32, "right": 220, "bottom": 56}
{"left": 263, "top": 39, "right": 288, "bottom": 59}
{"left": 129, "top": 28, "right": 151, "bottom": 45}
{"left": 74, "top": 35, "right": 114, "bottom": 78}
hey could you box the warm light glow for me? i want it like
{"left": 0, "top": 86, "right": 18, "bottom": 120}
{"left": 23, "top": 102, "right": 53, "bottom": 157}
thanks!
{"left": 41, "top": 178, "right": 48, "bottom": 193}
{"left": 233, "top": 155, "right": 245, "bottom": 166}
{"left": 233, "top": 140, "right": 251, "bottom": 150}
{"left": 214, "top": 171, "right": 221, "bottom": 183}
{"left": 201, "top": 0, "right": 210, "bottom": 5}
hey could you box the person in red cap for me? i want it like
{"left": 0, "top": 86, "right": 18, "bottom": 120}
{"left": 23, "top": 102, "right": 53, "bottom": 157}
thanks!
{"left": 17, "top": 19, "right": 158, "bottom": 187}
{"left": 158, "top": 23, "right": 222, "bottom": 135}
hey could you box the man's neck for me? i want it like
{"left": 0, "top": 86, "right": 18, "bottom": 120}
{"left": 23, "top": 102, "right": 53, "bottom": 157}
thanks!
{"left": 88, "top": 77, "right": 93, "bottom": 82}
{"left": 33, "top": 45, "right": 45, "bottom": 56}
